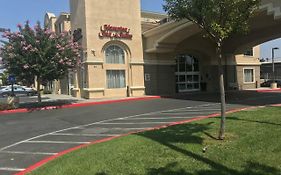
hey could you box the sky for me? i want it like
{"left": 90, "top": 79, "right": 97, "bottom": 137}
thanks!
{"left": 0, "top": 0, "right": 280, "bottom": 59}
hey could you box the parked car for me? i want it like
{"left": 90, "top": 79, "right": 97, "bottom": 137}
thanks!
{"left": 261, "top": 80, "right": 281, "bottom": 88}
{"left": 0, "top": 85, "right": 37, "bottom": 97}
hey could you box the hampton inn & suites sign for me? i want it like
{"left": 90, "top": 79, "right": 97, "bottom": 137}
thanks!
{"left": 99, "top": 24, "right": 133, "bottom": 40}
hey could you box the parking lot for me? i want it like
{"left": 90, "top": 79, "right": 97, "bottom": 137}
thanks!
{"left": 0, "top": 91, "right": 281, "bottom": 175}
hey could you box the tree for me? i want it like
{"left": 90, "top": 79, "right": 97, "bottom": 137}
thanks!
{"left": 0, "top": 70, "right": 10, "bottom": 86}
{"left": 164, "top": 0, "right": 261, "bottom": 139}
{"left": 0, "top": 21, "right": 81, "bottom": 102}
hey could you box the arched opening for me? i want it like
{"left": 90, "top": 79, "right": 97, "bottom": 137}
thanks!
{"left": 104, "top": 45, "right": 126, "bottom": 89}
{"left": 105, "top": 45, "right": 125, "bottom": 64}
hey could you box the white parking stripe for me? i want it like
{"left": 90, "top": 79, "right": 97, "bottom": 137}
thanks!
{"left": 0, "top": 167, "right": 25, "bottom": 171}
{"left": 0, "top": 151, "right": 57, "bottom": 155}
{"left": 123, "top": 116, "right": 195, "bottom": 120}
{"left": 26, "top": 141, "right": 90, "bottom": 144}
{"left": 51, "top": 133, "right": 120, "bottom": 137}
{"left": 161, "top": 109, "right": 220, "bottom": 113}
{"left": 56, "top": 127, "right": 152, "bottom": 132}
{"left": 99, "top": 122, "right": 172, "bottom": 124}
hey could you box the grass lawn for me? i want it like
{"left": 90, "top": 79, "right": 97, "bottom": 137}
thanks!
{"left": 30, "top": 107, "right": 281, "bottom": 175}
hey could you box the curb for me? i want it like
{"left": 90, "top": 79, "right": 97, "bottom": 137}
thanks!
{"left": 256, "top": 88, "right": 281, "bottom": 93}
{"left": 0, "top": 96, "right": 161, "bottom": 115}
{"left": 15, "top": 105, "right": 262, "bottom": 175}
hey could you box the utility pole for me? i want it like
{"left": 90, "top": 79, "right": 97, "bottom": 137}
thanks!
{"left": 272, "top": 47, "right": 279, "bottom": 82}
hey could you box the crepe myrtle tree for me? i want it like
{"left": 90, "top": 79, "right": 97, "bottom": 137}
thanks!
{"left": 0, "top": 21, "right": 81, "bottom": 103}
{"left": 164, "top": 0, "right": 261, "bottom": 140}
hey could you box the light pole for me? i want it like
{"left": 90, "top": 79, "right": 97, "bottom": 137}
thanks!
{"left": 272, "top": 47, "right": 279, "bottom": 82}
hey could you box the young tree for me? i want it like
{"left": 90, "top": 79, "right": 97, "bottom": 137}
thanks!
{"left": 0, "top": 21, "right": 81, "bottom": 103}
{"left": 164, "top": 0, "right": 261, "bottom": 139}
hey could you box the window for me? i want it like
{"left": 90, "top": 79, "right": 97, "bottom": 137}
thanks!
{"left": 244, "top": 69, "right": 254, "bottom": 83}
{"left": 58, "top": 23, "right": 64, "bottom": 33}
{"left": 105, "top": 45, "right": 125, "bottom": 64}
{"left": 107, "top": 70, "right": 126, "bottom": 89}
{"left": 244, "top": 48, "right": 254, "bottom": 56}
{"left": 80, "top": 66, "right": 87, "bottom": 88}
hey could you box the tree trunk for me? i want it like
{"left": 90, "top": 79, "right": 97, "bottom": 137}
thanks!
{"left": 217, "top": 42, "right": 226, "bottom": 140}
{"left": 36, "top": 78, "right": 42, "bottom": 103}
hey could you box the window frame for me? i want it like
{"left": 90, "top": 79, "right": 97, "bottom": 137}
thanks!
{"left": 106, "top": 70, "right": 126, "bottom": 89}
{"left": 105, "top": 45, "right": 125, "bottom": 64}
{"left": 243, "top": 68, "right": 255, "bottom": 83}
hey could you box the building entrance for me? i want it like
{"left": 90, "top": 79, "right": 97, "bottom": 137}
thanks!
{"left": 175, "top": 54, "right": 200, "bottom": 92}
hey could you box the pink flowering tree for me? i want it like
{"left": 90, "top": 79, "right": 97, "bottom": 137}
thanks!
{"left": 0, "top": 21, "right": 81, "bottom": 102}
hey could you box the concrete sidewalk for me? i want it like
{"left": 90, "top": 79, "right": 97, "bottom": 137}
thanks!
{"left": 0, "top": 94, "right": 161, "bottom": 115}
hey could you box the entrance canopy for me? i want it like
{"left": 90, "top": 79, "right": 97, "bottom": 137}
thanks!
{"left": 143, "top": 0, "right": 281, "bottom": 55}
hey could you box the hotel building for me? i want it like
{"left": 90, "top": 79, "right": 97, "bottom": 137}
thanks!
{"left": 44, "top": 0, "right": 281, "bottom": 99}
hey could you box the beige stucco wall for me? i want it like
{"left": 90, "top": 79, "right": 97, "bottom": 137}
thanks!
{"left": 70, "top": 0, "right": 145, "bottom": 99}
{"left": 236, "top": 66, "right": 260, "bottom": 90}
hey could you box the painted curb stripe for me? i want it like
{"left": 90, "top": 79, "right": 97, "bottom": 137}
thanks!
{"left": 0, "top": 96, "right": 161, "bottom": 115}
{"left": 256, "top": 88, "right": 281, "bottom": 93}
{"left": 14, "top": 105, "right": 262, "bottom": 175}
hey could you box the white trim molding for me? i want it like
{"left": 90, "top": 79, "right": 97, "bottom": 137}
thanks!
{"left": 130, "top": 61, "right": 145, "bottom": 65}
{"left": 130, "top": 86, "right": 145, "bottom": 90}
{"left": 83, "top": 60, "right": 104, "bottom": 65}
{"left": 144, "top": 59, "right": 176, "bottom": 65}
{"left": 83, "top": 88, "right": 105, "bottom": 92}
{"left": 236, "top": 63, "right": 261, "bottom": 66}
{"left": 71, "top": 88, "right": 80, "bottom": 91}
{"left": 243, "top": 67, "right": 256, "bottom": 84}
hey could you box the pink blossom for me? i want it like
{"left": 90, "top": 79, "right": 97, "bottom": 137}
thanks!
{"left": 34, "top": 25, "right": 40, "bottom": 31}
{"left": 56, "top": 44, "right": 61, "bottom": 49}
{"left": 30, "top": 48, "right": 38, "bottom": 52}
{"left": 49, "top": 34, "right": 55, "bottom": 39}
{"left": 17, "top": 23, "right": 22, "bottom": 28}
{"left": 59, "top": 47, "right": 65, "bottom": 51}
{"left": 21, "top": 41, "right": 26, "bottom": 46}
{"left": 2, "top": 31, "right": 11, "bottom": 38}
{"left": 23, "top": 64, "right": 29, "bottom": 69}
{"left": 59, "top": 59, "right": 64, "bottom": 64}
{"left": 44, "top": 29, "right": 52, "bottom": 35}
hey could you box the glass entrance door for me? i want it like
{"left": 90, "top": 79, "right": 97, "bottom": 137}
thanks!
{"left": 176, "top": 54, "right": 200, "bottom": 92}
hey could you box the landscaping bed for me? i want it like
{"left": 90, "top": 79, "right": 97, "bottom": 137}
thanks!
{"left": 30, "top": 107, "right": 281, "bottom": 175}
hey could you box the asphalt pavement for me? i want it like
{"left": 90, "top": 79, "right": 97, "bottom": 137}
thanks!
{"left": 0, "top": 91, "right": 281, "bottom": 175}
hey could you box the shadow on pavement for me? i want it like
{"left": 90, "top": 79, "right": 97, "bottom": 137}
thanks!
{"left": 163, "top": 91, "right": 281, "bottom": 106}
{"left": 19, "top": 99, "right": 79, "bottom": 112}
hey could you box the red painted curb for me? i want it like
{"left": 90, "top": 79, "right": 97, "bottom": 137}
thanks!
{"left": 0, "top": 96, "right": 161, "bottom": 115}
{"left": 14, "top": 105, "right": 260, "bottom": 175}
{"left": 271, "top": 104, "right": 281, "bottom": 107}
{"left": 256, "top": 88, "right": 281, "bottom": 93}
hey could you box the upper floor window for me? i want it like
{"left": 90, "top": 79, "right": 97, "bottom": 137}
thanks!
{"left": 244, "top": 48, "right": 254, "bottom": 56}
{"left": 105, "top": 45, "right": 125, "bottom": 64}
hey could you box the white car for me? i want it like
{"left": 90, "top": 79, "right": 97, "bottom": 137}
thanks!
{"left": 0, "top": 85, "right": 37, "bottom": 97}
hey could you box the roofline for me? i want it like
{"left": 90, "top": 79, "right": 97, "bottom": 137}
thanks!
{"left": 141, "top": 10, "right": 167, "bottom": 16}
{"left": 261, "top": 61, "right": 281, "bottom": 64}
